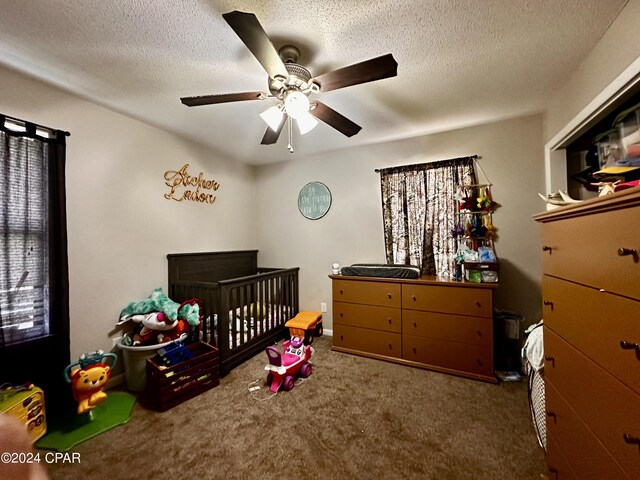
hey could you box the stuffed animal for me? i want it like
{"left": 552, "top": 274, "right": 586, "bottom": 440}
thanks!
{"left": 119, "top": 288, "right": 200, "bottom": 326}
{"left": 124, "top": 312, "right": 179, "bottom": 345}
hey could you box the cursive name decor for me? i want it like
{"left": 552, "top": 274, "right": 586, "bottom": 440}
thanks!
{"left": 163, "top": 163, "right": 220, "bottom": 204}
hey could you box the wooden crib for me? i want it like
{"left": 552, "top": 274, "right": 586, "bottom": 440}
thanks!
{"left": 167, "top": 250, "right": 299, "bottom": 376}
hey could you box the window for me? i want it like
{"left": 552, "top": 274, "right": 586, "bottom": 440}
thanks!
{"left": 0, "top": 125, "right": 50, "bottom": 346}
{"left": 0, "top": 114, "right": 70, "bottom": 415}
{"left": 379, "top": 157, "right": 476, "bottom": 277}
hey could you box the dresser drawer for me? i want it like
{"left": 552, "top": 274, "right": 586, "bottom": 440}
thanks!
{"left": 333, "top": 324, "right": 401, "bottom": 358}
{"left": 402, "top": 284, "right": 492, "bottom": 318}
{"left": 544, "top": 327, "right": 640, "bottom": 478}
{"left": 546, "top": 434, "right": 579, "bottom": 480}
{"left": 543, "top": 275, "right": 640, "bottom": 395}
{"left": 402, "top": 310, "right": 492, "bottom": 347}
{"left": 333, "top": 302, "right": 401, "bottom": 333}
{"left": 332, "top": 279, "right": 401, "bottom": 308}
{"left": 545, "top": 380, "right": 630, "bottom": 480}
{"left": 540, "top": 204, "right": 640, "bottom": 300}
{"left": 403, "top": 334, "right": 493, "bottom": 377}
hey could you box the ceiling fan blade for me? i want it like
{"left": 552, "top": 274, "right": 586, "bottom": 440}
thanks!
{"left": 313, "top": 53, "right": 398, "bottom": 93}
{"left": 181, "top": 92, "right": 267, "bottom": 107}
{"left": 261, "top": 120, "right": 285, "bottom": 145}
{"left": 222, "top": 11, "right": 289, "bottom": 80}
{"left": 310, "top": 101, "right": 362, "bottom": 137}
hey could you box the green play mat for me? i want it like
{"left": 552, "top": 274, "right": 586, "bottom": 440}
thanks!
{"left": 36, "top": 391, "right": 136, "bottom": 452}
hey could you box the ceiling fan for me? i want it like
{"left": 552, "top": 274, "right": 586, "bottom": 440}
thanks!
{"left": 180, "top": 10, "right": 398, "bottom": 152}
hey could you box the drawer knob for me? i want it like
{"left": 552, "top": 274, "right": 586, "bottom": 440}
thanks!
{"left": 544, "top": 355, "right": 555, "bottom": 367}
{"left": 548, "top": 467, "right": 559, "bottom": 480}
{"left": 388, "top": 343, "right": 392, "bottom": 350}
{"left": 543, "top": 300, "right": 554, "bottom": 310}
{"left": 475, "top": 301, "right": 481, "bottom": 307}
{"left": 542, "top": 245, "right": 552, "bottom": 253}
{"left": 339, "top": 289, "right": 343, "bottom": 294}
{"left": 412, "top": 347, "right": 417, "bottom": 354}
{"left": 388, "top": 317, "right": 392, "bottom": 324}
{"left": 476, "top": 330, "right": 482, "bottom": 337}
{"left": 387, "top": 293, "right": 392, "bottom": 299}
{"left": 546, "top": 410, "right": 557, "bottom": 423}
{"left": 340, "top": 335, "right": 344, "bottom": 340}
{"left": 617, "top": 247, "right": 638, "bottom": 257}
{"left": 339, "top": 312, "right": 343, "bottom": 317}
{"left": 412, "top": 295, "right": 416, "bottom": 301}
{"left": 620, "top": 340, "right": 640, "bottom": 353}
{"left": 476, "top": 358, "right": 483, "bottom": 366}
{"left": 413, "top": 322, "right": 417, "bottom": 328}
{"left": 623, "top": 433, "right": 640, "bottom": 445}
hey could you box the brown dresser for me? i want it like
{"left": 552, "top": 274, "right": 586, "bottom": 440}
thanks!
{"left": 330, "top": 275, "right": 497, "bottom": 383}
{"left": 534, "top": 187, "right": 640, "bottom": 480}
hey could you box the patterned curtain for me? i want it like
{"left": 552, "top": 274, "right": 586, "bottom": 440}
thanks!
{"left": 380, "top": 157, "right": 476, "bottom": 277}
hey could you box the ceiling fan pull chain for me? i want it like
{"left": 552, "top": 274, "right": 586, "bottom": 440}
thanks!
{"left": 287, "top": 117, "right": 294, "bottom": 153}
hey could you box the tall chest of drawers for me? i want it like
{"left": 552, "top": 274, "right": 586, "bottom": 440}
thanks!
{"left": 330, "top": 275, "right": 497, "bottom": 383}
{"left": 534, "top": 187, "right": 640, "bottom": 480}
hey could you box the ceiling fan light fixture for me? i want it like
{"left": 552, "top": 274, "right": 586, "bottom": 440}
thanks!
{"left": 260, "top": 104, "right": 284, "bottom": 131}
{"left": 283, "top": 90, "right": 310, "bottom": 119}
{"left": 296, "top": 112, "right": 318, "bottom": 135}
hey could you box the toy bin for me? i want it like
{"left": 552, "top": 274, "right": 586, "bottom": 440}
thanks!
{"left": 614, "top": 102, "right": 640, "bottom": 160}
{"left": 117, "top": 334, "right": 187, "bottom": 393}
{"left": 146, "top": 341, "right": 219, "bottom": 411}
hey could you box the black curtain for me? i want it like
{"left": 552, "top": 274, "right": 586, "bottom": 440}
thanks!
{"left": 0, "top": 115, "right": 71, "bottom": 417}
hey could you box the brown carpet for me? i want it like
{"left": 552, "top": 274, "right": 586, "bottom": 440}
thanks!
{"left": 44, "top": 336, "right": 545, "bottom": 480}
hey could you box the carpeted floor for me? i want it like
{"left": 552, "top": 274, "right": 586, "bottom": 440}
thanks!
{"left": 43, "top": 336, "right": 545, "bottom": 480}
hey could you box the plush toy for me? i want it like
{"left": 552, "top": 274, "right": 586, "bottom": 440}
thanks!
{"left": 137, "top": 312, "right": 177, "bottom": 344}
{"left": 120, "top": 312, "right": 187, "bottom": 346}
{"left": 119, "top": 288, "right": 200, "bottom": 326}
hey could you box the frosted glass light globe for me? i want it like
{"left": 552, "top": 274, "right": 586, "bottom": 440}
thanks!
{"left": 284, "top": 90, "right": 310, "bottom": 119}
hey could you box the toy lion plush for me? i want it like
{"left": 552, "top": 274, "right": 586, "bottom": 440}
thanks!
{"left": 70, "top": 364, "right": 111, "bottom": 415}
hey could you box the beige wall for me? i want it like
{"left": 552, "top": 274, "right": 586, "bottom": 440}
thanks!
{"left": 256, "top": 114, "right": 545, "bottom": 331}
{"left": 0, "top": 65, "right": 256, "bottom": 359}
{"left": 545, "top": 0, "right": 640, "bottom": 143}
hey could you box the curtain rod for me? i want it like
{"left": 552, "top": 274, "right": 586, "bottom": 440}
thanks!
{"left": 374, "top": 155, "right": 479, "bottom": 173}
{"left": 1, "top": 113, "right": 70, "bottom": 137}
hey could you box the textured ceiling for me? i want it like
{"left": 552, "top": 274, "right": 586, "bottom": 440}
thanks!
{"left": 0, "top": 0, "right": 628, "bottom": 164}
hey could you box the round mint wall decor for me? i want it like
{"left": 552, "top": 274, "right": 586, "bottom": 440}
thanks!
{"left": 298, "top": 182, "right": 332, "bottom": 220}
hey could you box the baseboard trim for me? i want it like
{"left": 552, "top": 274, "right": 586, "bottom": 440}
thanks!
{"left": 106, "top": 373, "right": 124, "bottom": 390}
{"left": 323, "top": 329, "right": 333, "bottom": 337}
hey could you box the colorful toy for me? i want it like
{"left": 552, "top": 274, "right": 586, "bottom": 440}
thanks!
{"left": 264, "top": 337, "right": 314, "bottom": 393}
{"left": 285, "top": 311, "right": 323, "bottom": 345}
{"left": 118, "top": 312, "right": 190, "bottom": 346}
{"left": 64, "top": 351, "right": 117, "bottom": 415}
{"left": 0, "top": 383, "right": 46, "bottom": 443}
{"left": 156, "top": 341, "right": 194, "bottom": 367}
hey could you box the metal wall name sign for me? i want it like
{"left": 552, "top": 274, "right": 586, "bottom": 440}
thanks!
{"left": 164, "top": 164, "right": 220, "bottom": 204}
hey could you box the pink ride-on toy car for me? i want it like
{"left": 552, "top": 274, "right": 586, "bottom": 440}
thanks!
{"left": 264, "top": 337, "right": 314, "bottom": 393}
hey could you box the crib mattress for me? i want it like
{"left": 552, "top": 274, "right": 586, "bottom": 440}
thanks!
{"left": 340, "top": 264, "right": 421, "bottom": 279}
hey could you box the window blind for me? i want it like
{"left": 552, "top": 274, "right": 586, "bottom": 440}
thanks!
{"left": 0, "top": 131, "right": 49, "bottom": 346}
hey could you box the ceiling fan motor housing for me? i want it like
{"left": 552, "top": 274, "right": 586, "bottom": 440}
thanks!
{"left": 268, "top": 44, "right": 314, "bottom": 97}
{"left": 269, "top": 62, "right": 313, "bottom": 96}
